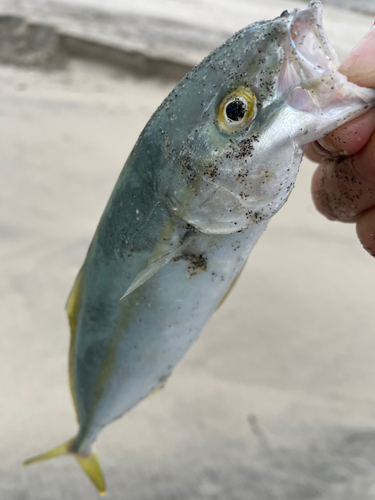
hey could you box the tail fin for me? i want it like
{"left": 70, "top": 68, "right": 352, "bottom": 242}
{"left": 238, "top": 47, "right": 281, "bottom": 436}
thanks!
{"left": 23, "top": 438, "right": 106, "bottom": 495}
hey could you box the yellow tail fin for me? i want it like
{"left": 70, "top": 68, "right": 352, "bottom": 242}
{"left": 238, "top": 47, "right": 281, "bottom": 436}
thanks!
{"left": 23, "top": 439, "right": 106, "bottom": 495}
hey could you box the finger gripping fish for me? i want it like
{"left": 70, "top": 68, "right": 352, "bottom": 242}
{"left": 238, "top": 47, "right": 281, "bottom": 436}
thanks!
{"left": 25, "top": 1, "right": 375, "bottom": 494}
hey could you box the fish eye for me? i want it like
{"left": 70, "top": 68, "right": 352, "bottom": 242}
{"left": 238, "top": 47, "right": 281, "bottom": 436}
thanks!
{"left": 217, "top": 87, "right": 257, "bottom": 134}
{"left": 225, "top": 98, "right": 247, "bottom": 122}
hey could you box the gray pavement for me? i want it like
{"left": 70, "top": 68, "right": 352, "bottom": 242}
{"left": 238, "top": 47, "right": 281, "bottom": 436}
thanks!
{"left": 2, "top": 1, "right": 375, "bottom": 499}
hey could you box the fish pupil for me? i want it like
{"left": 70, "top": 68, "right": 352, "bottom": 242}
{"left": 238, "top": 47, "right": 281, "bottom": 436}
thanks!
{"left": 225, "top": 99, "right": 246, "bottom": 122}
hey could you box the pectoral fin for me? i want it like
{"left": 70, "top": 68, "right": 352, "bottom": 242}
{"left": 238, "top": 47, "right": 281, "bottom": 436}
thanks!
{"left": 120, "top": 225, "right": 193, "bottom": 300}
{"left": 120, "top": 245, "right": 182, "bottom": 299}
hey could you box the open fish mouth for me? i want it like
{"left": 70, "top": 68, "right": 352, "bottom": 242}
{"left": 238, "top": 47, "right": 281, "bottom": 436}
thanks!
{"left": 282, "top": 0, "right": 339, "bottom": 86}
{"left": 277, "top": 0, "right": 375, "bottom": 142}
{"left": 278, "top": 0, "right": 346, "bottom": 112}
{"left": 278, "top": 0, "right": 340, "bottom": 109}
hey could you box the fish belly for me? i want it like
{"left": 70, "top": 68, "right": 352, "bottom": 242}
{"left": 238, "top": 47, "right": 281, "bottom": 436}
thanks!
{"left": 74, "top": 222, "right": 266, "bottom": 451}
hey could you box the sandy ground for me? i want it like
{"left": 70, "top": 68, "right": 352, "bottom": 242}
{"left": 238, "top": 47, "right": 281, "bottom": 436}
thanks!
{"left": 2, "top": 3, "right": 375, "bottom": 500}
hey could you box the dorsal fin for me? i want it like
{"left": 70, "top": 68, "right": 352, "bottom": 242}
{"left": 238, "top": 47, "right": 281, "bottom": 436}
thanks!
{"left": 66, "top": 266, "right": 85, "bottom": 417}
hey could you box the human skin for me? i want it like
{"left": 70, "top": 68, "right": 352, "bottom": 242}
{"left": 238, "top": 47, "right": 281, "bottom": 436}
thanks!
{"left": 305, "top": 25, "right": 375, "bottom": 257}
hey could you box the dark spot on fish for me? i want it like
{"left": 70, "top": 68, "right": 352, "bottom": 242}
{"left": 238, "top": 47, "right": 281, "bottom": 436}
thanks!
{"left": 158, "top": 374, "right": 170, "bottom": 384}
{"left": 173, "top": 253, "right": 208, "bottom": 277}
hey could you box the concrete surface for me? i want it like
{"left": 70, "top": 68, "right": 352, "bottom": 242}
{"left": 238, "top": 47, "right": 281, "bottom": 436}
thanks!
{"left": 1, "top": 0, "right": 374, "bottom": 67}
{"left": 2, "top": 2, "right": 375, "bottom": 500}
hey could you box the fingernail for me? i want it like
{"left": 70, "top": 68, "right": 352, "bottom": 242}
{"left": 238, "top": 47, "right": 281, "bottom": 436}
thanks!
{"left": 339, "top": 24, "right": 375, "bottom": 85}
{"left": 317, "top": 134, "right": 347, "bottom": 155}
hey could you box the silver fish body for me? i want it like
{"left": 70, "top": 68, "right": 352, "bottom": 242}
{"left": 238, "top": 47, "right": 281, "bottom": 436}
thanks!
{"left": 25, "top": 1, "right": 375, "bottom": 493}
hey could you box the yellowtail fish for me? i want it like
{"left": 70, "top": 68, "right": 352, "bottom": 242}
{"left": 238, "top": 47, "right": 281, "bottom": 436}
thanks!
{"left": 25, "top": 1, "right": 375, "bottom": 494}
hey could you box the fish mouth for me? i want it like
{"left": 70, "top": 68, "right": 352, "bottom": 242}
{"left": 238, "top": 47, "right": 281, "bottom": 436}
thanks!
{"left": 287, "top": 0, "right": 339, "bottom": 78}
{"left": 278, "top": 0, "right": 343, "bottom": 112}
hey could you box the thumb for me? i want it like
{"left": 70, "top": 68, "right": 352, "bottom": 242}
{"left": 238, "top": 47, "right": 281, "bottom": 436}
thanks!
{"left": 339, "top": 24, "right": 375, "bottom": 87}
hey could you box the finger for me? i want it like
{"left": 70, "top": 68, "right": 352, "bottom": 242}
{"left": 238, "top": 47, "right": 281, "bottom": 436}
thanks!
{"left": 307, "top": 25, "right": 375, "bottom": 161}
{"left": 339, "top": 25, "right": 375, "bottom": 88}
{"left": 352, "top": 127, "right": 375, "bottom": 185}
{"left": 311, "top": 155, "right": 375, "bottom": 223}
{"left": 356, "top": 206, "right": 375, "bottom": 257}
{"left": 305, "top": 141, "right": 334, "bottom": 163}
{"left": 305, "top": 111, "right": 375, "bottom": 163}
{"left": 317, "top": 109, "right": 375, "bottom": 157}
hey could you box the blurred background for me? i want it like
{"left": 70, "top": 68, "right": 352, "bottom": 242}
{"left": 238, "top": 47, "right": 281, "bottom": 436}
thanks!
{"left": 2, "top": 1, "right": 375, "bottom": 499}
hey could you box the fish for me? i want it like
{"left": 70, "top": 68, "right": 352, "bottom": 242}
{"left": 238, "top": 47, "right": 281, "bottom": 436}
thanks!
{"left": 24, "top": 0, "right": 375, "bottom": 494}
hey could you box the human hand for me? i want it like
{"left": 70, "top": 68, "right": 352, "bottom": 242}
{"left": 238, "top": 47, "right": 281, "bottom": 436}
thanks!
{"left": 305, "top": 25, "right": 375, "bottom": 257}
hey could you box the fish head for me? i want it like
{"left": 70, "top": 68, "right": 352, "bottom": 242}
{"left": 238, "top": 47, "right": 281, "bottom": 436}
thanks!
{"left": 162, "top": 0, "right": 375, "bottom": 234}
